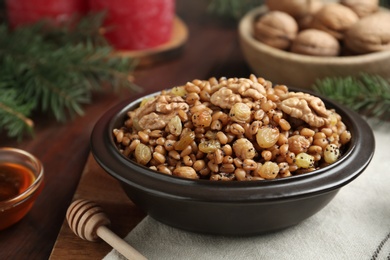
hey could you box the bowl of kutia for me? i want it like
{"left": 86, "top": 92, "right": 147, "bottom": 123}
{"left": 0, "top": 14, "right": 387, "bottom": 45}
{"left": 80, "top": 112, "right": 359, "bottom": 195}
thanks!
{"left": 91, "top": 75, "right": 374, "bottom": 235}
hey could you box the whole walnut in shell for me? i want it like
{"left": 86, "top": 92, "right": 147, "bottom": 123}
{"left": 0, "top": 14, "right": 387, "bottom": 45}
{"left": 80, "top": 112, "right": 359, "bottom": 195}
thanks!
{"left": 311, "top": 3, "right": 359, "bottom": 40}
{"left": 297, "top": 0, "right": 324, "bottom": 30}
{"left": 344, "top": 12, "right": 390, "bottom": 54}
{"left": 253, "top": 11, "right": 298, "bottom": 50}
{"left": 291, "top": 29, "right": 340, "bottom": 57}
{"left": 340, "top": 0, "right": 379, "bottom": 18}
{"left": 265, "top": 0, "right": 319, "bottom": 19}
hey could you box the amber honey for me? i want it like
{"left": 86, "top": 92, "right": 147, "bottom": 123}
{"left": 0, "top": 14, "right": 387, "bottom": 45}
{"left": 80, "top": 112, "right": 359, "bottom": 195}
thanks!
{"left": 0, "top": 162, "right": 36, "bottom": 202}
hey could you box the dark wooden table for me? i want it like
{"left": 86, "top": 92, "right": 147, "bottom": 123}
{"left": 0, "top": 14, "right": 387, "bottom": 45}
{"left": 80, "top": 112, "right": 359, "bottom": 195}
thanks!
{"left": 0, "top": 1, "right": 252, "bottom": 259}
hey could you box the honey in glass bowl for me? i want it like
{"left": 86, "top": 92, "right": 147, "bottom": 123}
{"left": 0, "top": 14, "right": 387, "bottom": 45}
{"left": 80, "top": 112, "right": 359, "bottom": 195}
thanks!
{"left": 0, "top": 163, "right": 36, "bottom": 201}
{"left": 0, "top": 148, "right": 44, "bottom": 230}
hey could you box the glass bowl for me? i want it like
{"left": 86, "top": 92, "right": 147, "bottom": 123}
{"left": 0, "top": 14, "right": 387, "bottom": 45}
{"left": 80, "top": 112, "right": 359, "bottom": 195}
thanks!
{"left": 0, "top": 147, "right": 44, "bottom": 230}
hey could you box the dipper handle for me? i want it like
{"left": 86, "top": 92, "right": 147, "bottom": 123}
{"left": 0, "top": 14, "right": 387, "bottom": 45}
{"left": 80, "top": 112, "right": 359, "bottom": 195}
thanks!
{"left": 66, "top": 199, "right": 147, "bottom": 260}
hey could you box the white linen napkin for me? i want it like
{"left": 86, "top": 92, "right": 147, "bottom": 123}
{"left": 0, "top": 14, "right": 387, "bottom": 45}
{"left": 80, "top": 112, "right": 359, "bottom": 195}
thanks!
{"left": 104, "top": 123, "right": 390, "bottom": 260}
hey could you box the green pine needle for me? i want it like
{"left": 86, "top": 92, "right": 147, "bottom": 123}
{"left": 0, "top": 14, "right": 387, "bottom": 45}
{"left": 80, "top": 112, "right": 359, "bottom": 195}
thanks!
{"left": 0, "top": 89, "right": 34, "bottom": 140}
{"left": 0, "top": 13, "right": 139, "bottom": 140}
{"left": 312, "top": 74, "right": 390, "bottom": 121}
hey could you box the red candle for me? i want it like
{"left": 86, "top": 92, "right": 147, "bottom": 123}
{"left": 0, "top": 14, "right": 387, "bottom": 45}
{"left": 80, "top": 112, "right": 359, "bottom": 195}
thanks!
{"left": 88, "top": 0, "right": 175, "bottom": 51}
{"left": 6, "top": 0, "right": 88, "bottom": 28}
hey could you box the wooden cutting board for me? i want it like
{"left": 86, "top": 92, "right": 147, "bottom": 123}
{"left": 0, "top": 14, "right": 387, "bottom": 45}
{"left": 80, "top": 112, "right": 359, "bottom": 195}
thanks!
{"left": 49, "top": 154, "right": 146, "bottom": 259}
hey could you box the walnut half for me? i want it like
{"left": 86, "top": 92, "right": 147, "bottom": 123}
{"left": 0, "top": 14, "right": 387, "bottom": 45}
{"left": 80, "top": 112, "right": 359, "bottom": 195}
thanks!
{"left": 134, "top": 94, "right": 189, "bottom": 130}
{"left": 278, "top": 92, "right": 330, "bottom": 127}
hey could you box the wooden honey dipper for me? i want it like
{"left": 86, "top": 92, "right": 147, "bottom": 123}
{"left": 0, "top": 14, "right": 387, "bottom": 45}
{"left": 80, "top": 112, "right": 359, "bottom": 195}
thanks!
{"left": 66, "top": 199, "right": 147, "bottom": 260}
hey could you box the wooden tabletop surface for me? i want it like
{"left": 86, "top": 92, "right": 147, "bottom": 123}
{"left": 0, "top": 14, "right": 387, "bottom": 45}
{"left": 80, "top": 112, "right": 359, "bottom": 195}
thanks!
{"left": 0, "top": 1, "right": 252, "bottom": 259}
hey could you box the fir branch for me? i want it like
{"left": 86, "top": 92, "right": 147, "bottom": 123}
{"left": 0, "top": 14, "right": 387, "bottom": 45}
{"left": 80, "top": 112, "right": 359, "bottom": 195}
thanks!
{"left": 0, "top": 13, "right": 139, "bottom": 140}
{"left": 66, "top": 42, "right": 138, "bottom": 92}
{"left": 0, "top": 89, "right": 34, "bottom": 140}
{"left": 312, "top": 74, "right": 390, "bottom": 121}
{"left": 39, "top": 12, "right": 109, "bottom": 47}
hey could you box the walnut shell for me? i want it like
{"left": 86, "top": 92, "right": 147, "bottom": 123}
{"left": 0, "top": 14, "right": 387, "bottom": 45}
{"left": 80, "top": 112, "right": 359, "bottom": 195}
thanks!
{"left": 340, "top": 0, "right": 379, "bottom": 18}
{"left": 296, "top": 0, "right": 324, "bottom": 30}
{"left": 265, "top": 0, "right": 317, "bottom": 19}
{"left": 311, "top": 3, "right": 359, "bottom": 40}
{"left": 253, "top": 11, "right": 298, "bottom": 50}
{"left": 344, "top": 12, "right": 390, "bottom": 54}
{"left": 291, "top": 29, "right": 340, "bottom": 57}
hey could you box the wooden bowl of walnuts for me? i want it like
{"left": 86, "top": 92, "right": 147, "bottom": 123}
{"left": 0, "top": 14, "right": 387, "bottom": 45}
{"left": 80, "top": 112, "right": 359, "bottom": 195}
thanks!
{"left": 239, "top": 0, "right": 390, "bottom": 88}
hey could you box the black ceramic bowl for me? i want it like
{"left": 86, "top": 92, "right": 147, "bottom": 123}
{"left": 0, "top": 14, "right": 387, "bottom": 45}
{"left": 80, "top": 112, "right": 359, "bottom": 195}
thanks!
{"left": 91, "top": 89, "right": 375, "bottom": 236}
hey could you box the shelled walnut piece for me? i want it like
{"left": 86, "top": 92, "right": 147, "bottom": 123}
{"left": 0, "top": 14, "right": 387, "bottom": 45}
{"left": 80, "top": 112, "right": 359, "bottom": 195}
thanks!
{"left": 113, "top": 75, "right": 351, "bottom": 181}
{"left": 255, "top": 0, "right": 389, "bottom": 56}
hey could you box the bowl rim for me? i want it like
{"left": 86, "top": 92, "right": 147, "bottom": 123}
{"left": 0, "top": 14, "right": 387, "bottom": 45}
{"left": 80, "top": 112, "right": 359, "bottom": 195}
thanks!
{"left": 0, "top": 147, "right": 44, "bottom": 209}
{"left": 238, "top": 5, "right": 390, "bottom": 65}
{"left": 91, "top": 88, "right": 375, "bottom": 203}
